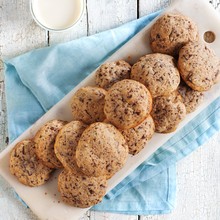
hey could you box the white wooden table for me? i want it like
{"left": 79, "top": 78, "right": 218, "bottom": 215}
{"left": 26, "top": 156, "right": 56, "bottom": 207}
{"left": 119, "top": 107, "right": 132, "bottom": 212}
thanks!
{"left": 0, "top": 0, "right": 220, "bottom": 220}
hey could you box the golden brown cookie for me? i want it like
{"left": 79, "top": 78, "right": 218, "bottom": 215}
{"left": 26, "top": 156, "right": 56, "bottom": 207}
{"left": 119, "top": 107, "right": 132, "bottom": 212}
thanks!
{"left": 151, "top": 92, "right": 186, "bottom": 133}
{"left": 95, "top": 60, "right": 131, "bottom": 89}
{"left": 76, "top": 122, "right": 128, "bottom": 178}
{"left": 70, "top": 87, "right": 107, "bottom": 124}
{"left": 10, "top": 140, "right": 53, "bottom": 187}
{"left": 131, "top": 53, "right": 180, "bottom": 98}
{"left": 104, "top": 79, "right": 152, "bottom": 129}
{"left": 121, "top": 115, "right": 155, "bottom": 155}
{"left": 58, "top": 168, "right": 107, "bottom": 208}
{"left": 34, "top": 119, "right": 67, "bottom": 169}
{"left": 150, "top": 13, "right": 199, "bottom": 56}
{"left": 178, "top": 42, "right": 220, "bottom": 91}
{"left": 178, "top": 82, "right": 204, "bottom": 113}
{"left": 54, "top": 121, "right": 87, "bottom": 172}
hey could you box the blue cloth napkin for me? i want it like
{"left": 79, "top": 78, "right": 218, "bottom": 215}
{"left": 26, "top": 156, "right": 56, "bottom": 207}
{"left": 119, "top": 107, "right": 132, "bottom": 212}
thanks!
{"left": 3, "top": 10, "right": 220, "bottom": 215}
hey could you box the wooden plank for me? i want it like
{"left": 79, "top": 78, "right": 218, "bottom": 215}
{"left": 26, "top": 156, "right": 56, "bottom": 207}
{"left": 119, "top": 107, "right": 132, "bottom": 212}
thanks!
{"left": 79, "top": 211, "right": 90, "bottom": 220}
{"left": 0, "top": 174, "right": 39, "bottom": 220}
{"left": 210, "top": 0, "right": 220, "bottom": 8}
{"left": 90, "top": 212, "right": 138, "bottom": 220}
{"left": 141, "top": 133, "right": 220, "bottom": 220}
{"left": 86, "top": 0, "right": 137, "bottom": 35}
{"left": 0, "top": 0, "right": 47, "bottom": 58}
{"left": 0, "top": 82, "right": 7, "bottom": 151}
{"left": 139, "top": 0, "right": 171, "bottom": 17}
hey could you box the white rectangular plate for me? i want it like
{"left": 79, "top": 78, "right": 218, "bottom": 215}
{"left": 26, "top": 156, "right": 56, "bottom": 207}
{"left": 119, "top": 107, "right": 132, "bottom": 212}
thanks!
{"left": 1, "top": 0, "right": 220, "bottom": 219}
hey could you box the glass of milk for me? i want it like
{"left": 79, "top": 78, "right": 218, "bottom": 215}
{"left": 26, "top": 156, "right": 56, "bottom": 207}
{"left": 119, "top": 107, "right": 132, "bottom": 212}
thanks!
{"left": 30, "top": 0, "right": 85, "bottom": 31}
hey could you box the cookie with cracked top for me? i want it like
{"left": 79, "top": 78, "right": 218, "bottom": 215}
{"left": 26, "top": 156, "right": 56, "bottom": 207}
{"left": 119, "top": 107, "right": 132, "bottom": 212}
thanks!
{"left": 104, "top": 79, "right": 152, "bottom": 129}
{"left": 121, "top": 115, "right": 155, "bottom": 155}
{"left": 70, "top": 87, "right": 107, "bottom": 124}
{"left": 131, "top": 53, "right": 180, "bottom": 98}
{"left": 95, "top": 60, "right": 131, "bottom": 89}
{"left": 178, "top": 81, "right": 204, "bottom": 113}
{"left": 54, "top": 120, "right": 87, "bottom": 172}
{"left": 151, "top": 92, "right": 186, "bottom": 133}
{"left": 34, "top": 119, "right": 67, "bottom": 169}
{"left": 76, "top": 122, "right": 128, "bottom": 178}
{"left": 178, "top": 42, "right": 220, "bottom": 91}
{"left": 10, "top": 139, "right": 53, "bottom": 187}
{"left": 150, "top": 13, "right": 199, "bottom": 56}
{"left": 58, "top": 168, "right": 107, "bottom": 208}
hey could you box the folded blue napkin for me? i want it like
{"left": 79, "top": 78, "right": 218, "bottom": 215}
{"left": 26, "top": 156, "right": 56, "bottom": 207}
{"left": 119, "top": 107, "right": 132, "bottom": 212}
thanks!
{"left": 3, "top": 10, "right": 220, "bottom": 215}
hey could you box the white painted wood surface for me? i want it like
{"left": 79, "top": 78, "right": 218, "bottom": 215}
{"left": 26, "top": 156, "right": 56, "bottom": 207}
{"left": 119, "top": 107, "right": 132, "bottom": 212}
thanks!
{"left": 0, "top": 0, "right": 220, "bottom": 220}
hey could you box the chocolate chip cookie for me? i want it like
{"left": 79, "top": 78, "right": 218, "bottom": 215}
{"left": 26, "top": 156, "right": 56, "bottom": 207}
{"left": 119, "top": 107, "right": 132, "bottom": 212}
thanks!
{"left": 121, "top": 115, "right": 155, "bottom": 155}
{"left": 131, "top": 53, "right": 180, "bottom": 97}
{"left": 104, "top": 79, "right": 152, "bottom": 129}
{"left": 76, "top": 122, "right": 128, "bottom": 178}
{"left": 178, "top": 82, "right": 204, "bottom": 113}
{"left": 58, "top": 168, "right": 107, "bottom": 208}
{"left": 151, "top": 92, "right": 186, "bottom": 133}
{"left": 150, "top": 13, "right": 199, "bottom": 56}
{"left": 10, "top": 140, "right": 53, "bottom": 187}
{"left": 70, "top": 87, "right": 107, "bottom": 124}
{"left": 178, "top": 42, "right": 220, "bottom": 91}
{"left": 34, "top": 119, "right": 67, "bottom": 169}
{"left": 54, "top": 121, "right": 87, "bottom": 172}
{"left": 95, "top": 60, "right": 131, "bottom": 89}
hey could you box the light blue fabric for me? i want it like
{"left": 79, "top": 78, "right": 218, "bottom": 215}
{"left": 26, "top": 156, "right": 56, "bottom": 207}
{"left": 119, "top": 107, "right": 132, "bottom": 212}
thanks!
{"left": 3, "top": 10, "right": 220, "bottom": 215}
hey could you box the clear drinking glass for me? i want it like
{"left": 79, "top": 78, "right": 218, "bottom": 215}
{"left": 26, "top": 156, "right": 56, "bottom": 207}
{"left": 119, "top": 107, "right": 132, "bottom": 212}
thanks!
{"left": 30, "top": 0, "right": 85, "bottom": 32}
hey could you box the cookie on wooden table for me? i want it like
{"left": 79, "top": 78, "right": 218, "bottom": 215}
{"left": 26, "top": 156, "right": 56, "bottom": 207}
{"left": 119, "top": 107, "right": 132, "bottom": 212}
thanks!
{"left": 121, "top": 115, "right": 155, "bottom": 155}
{"left": 151, "top": 92, "right": 186, "bottom": 133}
{"left": 104, "top": 79, "right": 152, "bottom": 129}
{"left": 34, "top": 119, "right": 67, "bottom": 169}
{"left": 76, "top": 122, "right": 128, "bottom": 178}
{"left": 54, "top": 121, "right": 87, "bottom": 172}
{"left": 10, "top": 140, "right": 53, "bottom": 187}
{"left": 178, "top": 42, "right": 220, "bottom": 91}
{"left": 70, "top": 87, "right": 107, "bottom": 124}
{"left": 178, "top": 82, "right": 204, "bottom": 114}
{"left": 131, "top": 53, "right": 180, "bottom": 98}
{"left": 95, "top": 60, "right": 131, "bottom": 89}
{"left": 58, "top": 168, "right": 107, "bottom": 208}
{"left": 150, "top": 13, "right": 199, "bottom": 56}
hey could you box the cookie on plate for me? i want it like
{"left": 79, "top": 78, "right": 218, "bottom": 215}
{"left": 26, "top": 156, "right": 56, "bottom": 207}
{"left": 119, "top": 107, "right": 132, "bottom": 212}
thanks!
{"left": 34, "top": 119, "right": 67, "bottom": 169}
{"left": 95, "top": 60, "right": 131, "bottom": 89}
{"left": 10, "top": 140, "right": 53, "bottom": 187}
{"left": 151, "top": 92, "right": 186, "bottom": 133}
{"left": 70, "top": 87, "right": 107, "bottom": 124}
{"left": 76, "top": 122, "right": 128, "bottom": 178}
{"left": 121, "top": 115, "right": 155, "bottom": 155}
{"left": 178, "top": 42, "right": 220, "bottom": 91}
{"left": 178, "top": 82, "right": 204, "bottom": 113}
{"left": 58, "top": 168, "right": 107, "bottom": 208}
{"left": 54, "top": 121, "right": 87, "bottom": 172}
{"left": 131, "top": 53, "right": 180, "bottom": 97}
{"left": 104, "top": 79, "right": 152, "bottom": 129}
{"left": 150, "top": 13, "right": 199, "bottom": 56}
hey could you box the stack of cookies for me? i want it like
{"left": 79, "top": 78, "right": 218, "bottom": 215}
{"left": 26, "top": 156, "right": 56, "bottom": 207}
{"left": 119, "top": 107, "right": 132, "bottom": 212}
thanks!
{"left": 9, "top": 12, "right": 220, "bottom": 208}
